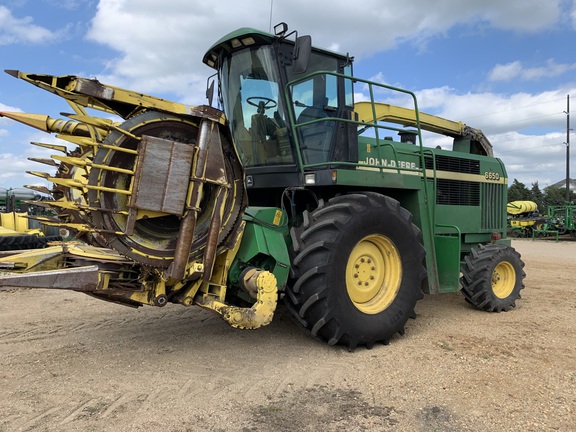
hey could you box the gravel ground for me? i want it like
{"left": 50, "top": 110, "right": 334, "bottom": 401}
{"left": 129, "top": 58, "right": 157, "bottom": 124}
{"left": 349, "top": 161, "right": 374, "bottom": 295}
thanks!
{"left": 0, "top": 238, "right": 574, "bottom": 431}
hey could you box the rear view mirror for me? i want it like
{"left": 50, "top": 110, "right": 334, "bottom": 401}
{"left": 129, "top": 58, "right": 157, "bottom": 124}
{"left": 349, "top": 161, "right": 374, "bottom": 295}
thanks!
{"left": 293, "top": 35, "right": 311, "bottom": 74}
{"left": 206, "top": 75, "right": 216, "bottom": 106}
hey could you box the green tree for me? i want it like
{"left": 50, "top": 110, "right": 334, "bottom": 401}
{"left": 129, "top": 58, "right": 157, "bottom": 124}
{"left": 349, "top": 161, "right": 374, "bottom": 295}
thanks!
{"left": 530, "top": 182, "right": 544, "bottom": 213}
{"left": 543, "top": 186, "right": 576, "bottom": 207}
{"left": 508, "top": 179, "right": 531, "bottom": 202}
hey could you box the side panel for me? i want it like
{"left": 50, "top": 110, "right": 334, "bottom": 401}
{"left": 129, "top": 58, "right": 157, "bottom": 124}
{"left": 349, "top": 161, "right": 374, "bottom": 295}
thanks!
{"left": 434, "top": 235, "right": 461, "bottom": 292}
{"left": 232, "top": 207, "right": 291, "bottom": 288}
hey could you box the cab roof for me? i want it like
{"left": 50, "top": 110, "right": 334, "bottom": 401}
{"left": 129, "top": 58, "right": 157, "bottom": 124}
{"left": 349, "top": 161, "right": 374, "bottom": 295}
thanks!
{"left": 202, "top": 26, "right": 348, "bottom": 70}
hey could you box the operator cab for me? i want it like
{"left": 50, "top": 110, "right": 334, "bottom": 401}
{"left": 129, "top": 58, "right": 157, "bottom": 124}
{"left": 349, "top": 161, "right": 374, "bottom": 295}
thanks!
{"left": 203, "top": 24, "right": 357, "bottom": 187}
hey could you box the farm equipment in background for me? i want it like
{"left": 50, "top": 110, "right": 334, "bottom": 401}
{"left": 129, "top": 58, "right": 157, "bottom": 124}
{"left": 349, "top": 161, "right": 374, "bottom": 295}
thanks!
{"left": 507, "top": 200, "right": 545, "bottom": 238}
{"left": 507, "top": 201, "right": 576, "bottom": 240}
{"left": 0, "top": 23, "right": 525, "bottom": 350}
{"left": 0, "top": 188, "right": 61, "bottom": 251}
{"left": 0, "top": 187, "right": 38, "bottom": 213}
{"left": 0, "top": 211, "right": 59, "bottom": 251}
{"left": 545, "top": 204, "right": 576, "bottom": 238}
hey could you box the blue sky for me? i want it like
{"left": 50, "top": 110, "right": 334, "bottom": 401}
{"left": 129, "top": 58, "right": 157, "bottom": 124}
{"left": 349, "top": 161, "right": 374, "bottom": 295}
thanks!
{"left": 1, "top": 0, "right": 575, "bottom": 191}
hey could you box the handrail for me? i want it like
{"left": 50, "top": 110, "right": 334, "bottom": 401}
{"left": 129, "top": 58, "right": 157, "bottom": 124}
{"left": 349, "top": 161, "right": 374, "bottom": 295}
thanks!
{"left": 283, "top": 70, "right": 426, "bottom": 177}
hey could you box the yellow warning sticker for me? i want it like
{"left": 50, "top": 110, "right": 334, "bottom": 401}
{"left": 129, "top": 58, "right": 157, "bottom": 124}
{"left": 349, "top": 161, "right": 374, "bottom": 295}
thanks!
{"left": 273, "top": 210, "right": 283, "bottom": 226}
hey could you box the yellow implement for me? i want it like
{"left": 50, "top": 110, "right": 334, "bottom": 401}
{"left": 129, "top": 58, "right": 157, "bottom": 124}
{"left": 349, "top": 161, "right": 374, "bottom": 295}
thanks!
{"left": 507, "top": 201, "right": 538, "bottom": 215}
{"left": 0, "top": 212, "right": 29, "bottom": 233}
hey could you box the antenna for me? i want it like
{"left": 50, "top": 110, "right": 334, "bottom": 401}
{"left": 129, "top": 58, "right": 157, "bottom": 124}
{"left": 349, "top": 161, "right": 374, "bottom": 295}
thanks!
{"left": 268, "top": 0, "right": 274, "bottom": 32}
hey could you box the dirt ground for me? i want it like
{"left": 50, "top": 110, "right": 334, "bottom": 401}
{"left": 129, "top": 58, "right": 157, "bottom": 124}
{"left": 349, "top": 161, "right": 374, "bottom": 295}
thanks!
{"left": 0, "top": 238, "right": 574, "bottom": 432}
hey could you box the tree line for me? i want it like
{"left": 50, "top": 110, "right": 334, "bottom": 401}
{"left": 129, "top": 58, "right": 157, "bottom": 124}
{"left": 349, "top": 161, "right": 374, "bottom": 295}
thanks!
{"left": 508, "top": 179, "right": 576, "bottom": 213}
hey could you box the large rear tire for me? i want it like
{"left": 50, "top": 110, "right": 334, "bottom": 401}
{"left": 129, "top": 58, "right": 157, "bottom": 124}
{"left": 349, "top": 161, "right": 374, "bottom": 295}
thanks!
{"left": 285, "top": 192, "right": 426, "bottom": 350}
{"left": 460, "top": 244, "right": 525, "bottom": 312}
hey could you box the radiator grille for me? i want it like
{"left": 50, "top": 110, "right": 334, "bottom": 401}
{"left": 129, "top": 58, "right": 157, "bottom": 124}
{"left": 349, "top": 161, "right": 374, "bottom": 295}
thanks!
{"left": 481, "top": 182, "right": 505, "bottom": 229}
{"left": 425, "top": 155, "right": 481, "bottom": 174}
{"left": 436, "top": 179, "right": 480, "bottom": 206}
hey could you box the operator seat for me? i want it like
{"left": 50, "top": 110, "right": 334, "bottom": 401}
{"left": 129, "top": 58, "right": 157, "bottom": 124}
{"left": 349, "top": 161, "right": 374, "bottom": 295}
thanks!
{"left": 296, "top": 100, "right": 335, "bottom": 164}
{"left": 251, "top": 101, "right": 287, "bottom": 163}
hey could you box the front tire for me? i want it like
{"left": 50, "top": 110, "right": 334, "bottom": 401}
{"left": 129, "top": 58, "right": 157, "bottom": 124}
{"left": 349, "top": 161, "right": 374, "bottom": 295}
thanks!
{"left": 460, "top": 244, "right": 525, "bottom": 312}
{"left": 285, "top": 192, "right": 426, "bottom": 350}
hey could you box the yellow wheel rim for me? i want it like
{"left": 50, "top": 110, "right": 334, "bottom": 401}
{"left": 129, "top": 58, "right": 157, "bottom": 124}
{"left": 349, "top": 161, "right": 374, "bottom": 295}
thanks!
{"left": 345, "top": 234, "right": 402, "bottom": 314}
{"left": 492, "top": 261, "right": 516, "bottom": 299}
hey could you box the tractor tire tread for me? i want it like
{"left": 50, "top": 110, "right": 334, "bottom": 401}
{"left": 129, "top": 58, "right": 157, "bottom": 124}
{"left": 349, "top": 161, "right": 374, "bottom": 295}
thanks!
{"left": 460, "top": 243, "right": 525, "bottom": 312}
{"left": 285, "top": 192, "right": 426, "bottom": 350}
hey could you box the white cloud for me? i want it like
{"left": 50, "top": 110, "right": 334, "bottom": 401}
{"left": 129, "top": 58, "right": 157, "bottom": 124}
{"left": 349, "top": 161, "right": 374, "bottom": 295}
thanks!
{"left": 0, "top": 6, "right": 60, "bottom": 45}
{"left": 488, "top": 61, "right": 523, "bottom": 81}
{"left": 489, "top": 60, "right": 576, "bottom": 82}
{"left": 385, "top": 85, "right": 570, "bottom": 135}
{"left": 368, "top": 86, "right": 540, "bottom": 130}
{"left": 0, "top": 131, "right": 68, "bottom": 189}
{"left": 0, "top": 103, "right": 22, "bottom": 138}
{"left": 432, "top": 89, "right": 574, "bottom": 186}
{"left": 522, "top": 59, "right": 576, "bottom": 80}
{"left": 491, "top": 131, "right": 568, "bottom": 185}
{"left": 0, "top": 152, "right": 38, "bottom": 181}
{"left": 85, "top": 0, "right": 262, "bottom": 98}
{"left": 0, "top": 102, "right": 20, "bottom": 111}
{"left": 83, "top": 0, "right": 569, "bottom": 103}
{"left": 474, "top": 0, "right": 561, "bottom": 31}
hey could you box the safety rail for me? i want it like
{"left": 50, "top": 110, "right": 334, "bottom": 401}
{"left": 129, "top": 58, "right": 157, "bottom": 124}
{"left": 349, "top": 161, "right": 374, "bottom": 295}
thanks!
{"left": 284, "top": 70, "right": 427, "bottom": 178}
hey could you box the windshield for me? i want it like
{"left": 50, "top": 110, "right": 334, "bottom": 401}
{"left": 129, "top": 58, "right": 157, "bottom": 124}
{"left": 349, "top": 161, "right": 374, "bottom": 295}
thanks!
{"left": 220, "top": 45, "right": 293, "bottom": 167}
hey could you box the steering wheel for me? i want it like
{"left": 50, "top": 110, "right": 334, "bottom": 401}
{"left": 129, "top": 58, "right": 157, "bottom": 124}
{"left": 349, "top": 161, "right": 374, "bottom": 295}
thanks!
{"left": 247, "top": 96, "right": 277, "bottom": 110}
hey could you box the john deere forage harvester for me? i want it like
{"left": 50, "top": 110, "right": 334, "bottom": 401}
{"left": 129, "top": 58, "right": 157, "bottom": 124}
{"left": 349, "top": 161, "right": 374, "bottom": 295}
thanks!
{"left": 0, "top": 23, "right": 525, "bottom": 350}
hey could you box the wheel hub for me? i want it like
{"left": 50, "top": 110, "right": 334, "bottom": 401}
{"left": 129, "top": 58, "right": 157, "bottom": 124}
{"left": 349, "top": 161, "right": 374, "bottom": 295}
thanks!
{"left": 346, "top": 234, "right": 402, "bottom": 314}
{"left": 351, "top": 253, "right": 380, "bottom": 299}
{"left": 492, "top": 261, "right": 516, "bottom": 299}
